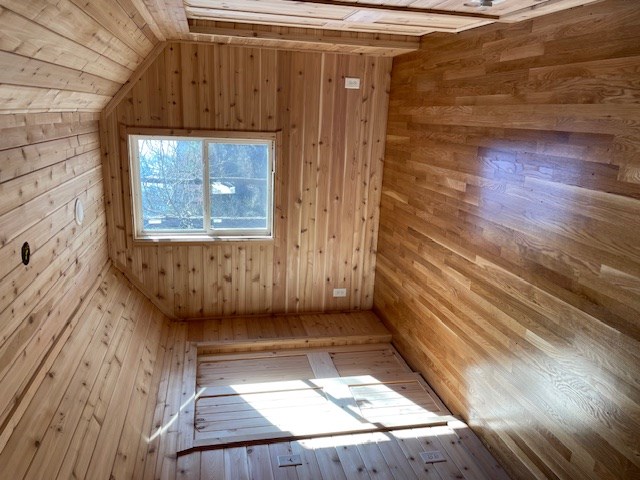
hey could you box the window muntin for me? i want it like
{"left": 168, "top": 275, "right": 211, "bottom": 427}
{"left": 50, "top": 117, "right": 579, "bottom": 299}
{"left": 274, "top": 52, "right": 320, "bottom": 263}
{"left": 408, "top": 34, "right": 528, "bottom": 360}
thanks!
{"left": 129, "top": 133, "right": 274, "bottom": 240}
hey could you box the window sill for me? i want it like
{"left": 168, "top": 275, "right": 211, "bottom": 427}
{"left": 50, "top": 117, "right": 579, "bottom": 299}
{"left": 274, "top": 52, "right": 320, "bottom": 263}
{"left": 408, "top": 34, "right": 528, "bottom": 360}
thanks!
{"left": 132, "top": 234, "right": 274, "bottom": 246}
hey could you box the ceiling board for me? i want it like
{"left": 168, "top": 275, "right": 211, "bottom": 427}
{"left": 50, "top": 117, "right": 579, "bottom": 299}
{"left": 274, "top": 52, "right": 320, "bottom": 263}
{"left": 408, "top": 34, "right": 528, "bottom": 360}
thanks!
{"left": 188, "top": 20, "right": 420, "bottom": 56}
{"left": 407, "top": 0, "right": 579, "bottom": 15}
{"left": 142, "top": 0, "right": 190, "bottom": 38}
{"left": 181, "top": 0, "right": 602, "bottom": 40}
{"left": 0, "top": 0, "right": 605, "bottom": 117}
{"left": 186, "top": 7, "right": 444, "bottom": 35}
{"left": 184, "top": 0, "right": 494, "bottom": 36}
{"left": 0, "top": 0, "right": 161, "bottom": 114}
{"left": 498, "top": 0, "right": 604, "bottom": 22}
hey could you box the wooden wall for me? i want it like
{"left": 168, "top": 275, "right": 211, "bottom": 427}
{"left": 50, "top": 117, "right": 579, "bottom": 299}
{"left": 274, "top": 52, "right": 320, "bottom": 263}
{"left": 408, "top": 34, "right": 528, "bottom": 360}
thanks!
{"left": 0, "top": 0, "right": 162, "bottom": 470}
{"left": 374, "top": 1, "right": 640, "bottom": 479}
{"left": 0, "top": 263, "right": 389, "bottom": 480}
{"left": 0, "top": 0, "right": 162, "bottom": 114}
{"left": 0, "top": 112, "right": 108, "bottom": 453}
{"left": 0, "top": 266, "right": 169, "bottom": 480}
{"left": 103, "top": 42, "right": 391, "bottom": 318}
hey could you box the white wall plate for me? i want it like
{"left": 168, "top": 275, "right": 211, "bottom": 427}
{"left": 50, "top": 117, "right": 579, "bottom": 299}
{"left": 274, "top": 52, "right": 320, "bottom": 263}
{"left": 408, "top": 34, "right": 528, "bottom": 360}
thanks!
{"left": 420, "top": 450, "right": 446, "bottom": 464}
{"left": 75, "top": 198, "right": 84, "bottom": 226}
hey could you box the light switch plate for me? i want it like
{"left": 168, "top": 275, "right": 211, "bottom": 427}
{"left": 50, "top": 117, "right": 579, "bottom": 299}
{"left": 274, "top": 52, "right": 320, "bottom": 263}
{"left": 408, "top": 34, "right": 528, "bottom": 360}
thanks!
{"left": 333, "top": 288, "right": 347, "bottom": 297}
{"left": 420, "top": 450, "right": 446, "bottom": 464}
{"left": 345, "top": 77, "right": 360, "bottom": 89}
{"left": 277, "top": 454, "right": 302, "bottom": 467}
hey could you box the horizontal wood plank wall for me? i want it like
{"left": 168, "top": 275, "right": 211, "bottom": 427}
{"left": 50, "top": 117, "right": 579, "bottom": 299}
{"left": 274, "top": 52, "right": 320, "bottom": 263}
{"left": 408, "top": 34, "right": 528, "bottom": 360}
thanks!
{"left": 0, "top": 112, "right": 109, "bottom": 453}
{"left": 0, "top": 0, "right": 161, "bottom": 114}
{"left": 374, "top": 1, "right": 640, "bottom": 479}
{"left": 103, "top": 42, "right": 391, "bottom": 318}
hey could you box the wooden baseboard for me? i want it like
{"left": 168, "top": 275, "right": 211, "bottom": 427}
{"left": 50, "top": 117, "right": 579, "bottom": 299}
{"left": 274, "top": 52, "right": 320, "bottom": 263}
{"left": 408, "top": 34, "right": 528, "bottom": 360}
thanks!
{"left": 196, "top": 334, "right": 393, "bottom": 355}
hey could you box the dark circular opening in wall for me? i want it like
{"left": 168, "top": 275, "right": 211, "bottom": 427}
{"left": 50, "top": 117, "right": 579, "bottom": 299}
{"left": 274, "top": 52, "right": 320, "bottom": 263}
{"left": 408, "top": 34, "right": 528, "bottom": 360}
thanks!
{"left": 21, "top": 242, "right": 30, "bottom": 266}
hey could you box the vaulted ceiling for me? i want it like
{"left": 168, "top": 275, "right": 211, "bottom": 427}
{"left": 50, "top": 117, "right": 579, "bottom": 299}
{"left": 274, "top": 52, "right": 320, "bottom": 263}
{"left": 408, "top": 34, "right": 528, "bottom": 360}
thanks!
{"left": 0, "top": 0, "right": 601, "bottom": 114}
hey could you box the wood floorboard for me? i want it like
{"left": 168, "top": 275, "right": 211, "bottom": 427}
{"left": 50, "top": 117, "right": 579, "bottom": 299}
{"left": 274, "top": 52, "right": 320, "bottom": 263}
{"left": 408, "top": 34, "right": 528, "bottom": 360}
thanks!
{"left": 0, "top": 263, "right": 506, "bottom": 479}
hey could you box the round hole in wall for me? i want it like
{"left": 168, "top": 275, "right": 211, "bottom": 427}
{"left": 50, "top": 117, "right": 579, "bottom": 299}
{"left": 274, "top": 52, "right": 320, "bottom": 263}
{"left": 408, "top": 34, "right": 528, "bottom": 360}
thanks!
{"left": 21, "top": 242, "right": 30, "bottom": 266}
{"left": 75, "top": 198, "right": 84, "bottom": 226}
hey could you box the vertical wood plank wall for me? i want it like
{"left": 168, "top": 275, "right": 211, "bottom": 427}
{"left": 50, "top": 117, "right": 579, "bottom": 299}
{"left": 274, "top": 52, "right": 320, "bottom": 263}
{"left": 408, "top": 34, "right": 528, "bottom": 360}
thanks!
{"left": 103, "top": 43, "right": 392, "bottom": 318}
{"left": 0, "top": 112, "right": 109, "bottom": 452}
{"left": 374, "top": 1, "right": 640, "bottom": 479}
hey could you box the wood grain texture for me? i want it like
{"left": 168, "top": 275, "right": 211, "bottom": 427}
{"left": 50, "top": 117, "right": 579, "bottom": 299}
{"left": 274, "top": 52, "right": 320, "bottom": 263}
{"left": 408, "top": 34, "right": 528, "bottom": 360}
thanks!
{"left": 374, "top": 1, "right": 640, "bottom": 479}
{"left": 103, "top": 42, "right": 391, "bottom": 318}
{"left": 0, "top": 112, "right": 109, "bottom": 452}
{"left": 188, "top": 20, "right": 420, "bottom": 57}
{"left": 0, "top": 266, "right": 170, "bottom": 480}
{"left": 0, "top": 259, "right": 505, "bottom": 479}
{"left": 154, "top": 308, "right": 506, "bottom": 480}
{"left": 189, "top": 345, "right": 451, "bottom": 452}
{"left": 0, "top": 0, "right": 160, "bottom": 113}
{"left": 183, "top": 0, "right": 494, "bottom": 36}
{"left": 180, "top": 0, "right": 600, "bottom": 37}
{"left": 142, "top": 0, "right": 190, "bottom": 39}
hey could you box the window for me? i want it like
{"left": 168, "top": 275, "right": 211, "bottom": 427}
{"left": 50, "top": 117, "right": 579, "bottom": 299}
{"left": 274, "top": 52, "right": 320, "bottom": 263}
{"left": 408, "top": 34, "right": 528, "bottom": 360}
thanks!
{"left": 128, "top": 130, "right": 275, "bottom": 241}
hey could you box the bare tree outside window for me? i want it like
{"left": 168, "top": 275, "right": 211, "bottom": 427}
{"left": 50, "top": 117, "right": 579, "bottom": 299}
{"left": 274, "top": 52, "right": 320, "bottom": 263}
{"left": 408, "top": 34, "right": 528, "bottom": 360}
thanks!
{"left": 129, "top": 132, "right": 274, "bottom": 240}
{"left": 137, "top": 138, "right": 204, "bottom": 230}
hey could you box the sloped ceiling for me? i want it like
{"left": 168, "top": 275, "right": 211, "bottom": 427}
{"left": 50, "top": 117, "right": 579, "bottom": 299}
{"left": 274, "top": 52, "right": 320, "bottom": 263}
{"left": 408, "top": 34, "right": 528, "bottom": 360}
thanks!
{"left": 0, "top": 0, "right": 161, "bottom": 113}
{"left": 0, "top": 0, "right": 604, "bottom": 114}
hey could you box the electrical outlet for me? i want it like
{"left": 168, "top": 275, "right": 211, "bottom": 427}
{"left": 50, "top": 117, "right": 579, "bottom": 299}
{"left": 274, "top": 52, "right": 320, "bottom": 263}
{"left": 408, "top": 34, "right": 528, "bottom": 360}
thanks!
{"left": 345, "top": 77, "right": 360, "bottom": 89}
{"left": 419, "top": 451, "right": 446, "bottom": 464}
{"left": 333, "top": 288, "right": 347, "bottom": 297}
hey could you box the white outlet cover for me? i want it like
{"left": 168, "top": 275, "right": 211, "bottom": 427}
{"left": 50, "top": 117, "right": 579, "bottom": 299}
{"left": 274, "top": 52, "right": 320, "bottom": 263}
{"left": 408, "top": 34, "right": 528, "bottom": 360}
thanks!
{"left": 420, "top": 450, "right": 446, "bottom": 464}
{"left": 75, "top": 198, "right": 84, "bottom": 226}
{"left": 345, "top": 77, "right": 360, "bottom": 89}
{"left": 333, "top": 288, "right": 347, "bottom": 297}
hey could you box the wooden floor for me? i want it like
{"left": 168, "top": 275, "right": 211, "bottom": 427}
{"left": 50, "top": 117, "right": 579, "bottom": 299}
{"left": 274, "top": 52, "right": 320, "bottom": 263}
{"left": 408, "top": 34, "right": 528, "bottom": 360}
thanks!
{"left": 0, "top": 264, "right": 508, "bottom": 479}
{"left": 172, "top": 343, "right": 509, "bottom": 479}
{"left": 186, "top": 344, "right": 452, "bottom": 449}
{"left": 173, "top": 424, "right": 509, "bottom": 480}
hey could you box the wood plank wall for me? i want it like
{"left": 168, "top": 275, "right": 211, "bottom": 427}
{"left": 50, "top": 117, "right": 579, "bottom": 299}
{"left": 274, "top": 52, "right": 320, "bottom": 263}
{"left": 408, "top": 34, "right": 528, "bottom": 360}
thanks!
{"left": 0, "top": 0, "right": 162, "bottom": 472}
{"left": 0, "top": 266, "right": 169, "bottom": 480}
{"left": 0, "top": 263, "right": 390, "bottom": 479}
{"left": 103, "top": 42, "right": 392, "bottom": 318}
{"left": 374, "top": 1, "right": 640, "bottom": 479}
{"left": 0, "top": 112, "right": 109, "bottom": 452}
{"left": 0, "top": 0, "right": 161, "bottom": 114}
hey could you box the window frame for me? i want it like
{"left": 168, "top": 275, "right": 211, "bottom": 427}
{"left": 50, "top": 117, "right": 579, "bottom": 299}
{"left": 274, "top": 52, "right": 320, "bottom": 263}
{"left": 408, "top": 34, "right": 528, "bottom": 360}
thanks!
{"left": 126, "top": 127, "right": 277, "bottom": 243}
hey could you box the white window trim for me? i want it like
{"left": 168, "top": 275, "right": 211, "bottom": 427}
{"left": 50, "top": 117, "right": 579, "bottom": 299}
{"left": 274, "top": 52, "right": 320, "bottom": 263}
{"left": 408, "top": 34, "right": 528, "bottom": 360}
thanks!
{"left": 127, "top": 129, "right": 276, "bottom": 243}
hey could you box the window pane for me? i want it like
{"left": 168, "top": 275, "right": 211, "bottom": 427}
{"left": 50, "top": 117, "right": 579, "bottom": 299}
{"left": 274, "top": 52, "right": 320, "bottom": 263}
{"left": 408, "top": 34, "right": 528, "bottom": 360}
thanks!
{"left": 209, "top": 142, "right": 270, "bottom": 231}
{"left": 137, "top": 138, "right": 204, "bottom": 231}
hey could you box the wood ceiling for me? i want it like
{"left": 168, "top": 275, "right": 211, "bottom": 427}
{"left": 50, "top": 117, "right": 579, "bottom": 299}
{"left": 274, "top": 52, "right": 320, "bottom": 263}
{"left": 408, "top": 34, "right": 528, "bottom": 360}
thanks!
{"left": 0, "top": 0, "right": 604, "bottom": 115}
{"left": 148, "top": 0, "right": 604, "bottom": 53}
{"left": 183, "top": 0, "right": 604, "bottom": 36}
